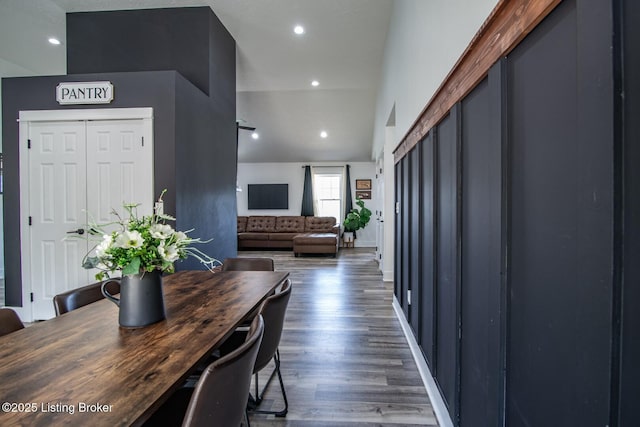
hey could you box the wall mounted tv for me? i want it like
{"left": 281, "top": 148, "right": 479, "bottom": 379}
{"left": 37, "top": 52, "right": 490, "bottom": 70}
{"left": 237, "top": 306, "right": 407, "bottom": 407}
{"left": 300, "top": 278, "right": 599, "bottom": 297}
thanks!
{"left": 248, "top": 184, "right": 289, "bottom": 210}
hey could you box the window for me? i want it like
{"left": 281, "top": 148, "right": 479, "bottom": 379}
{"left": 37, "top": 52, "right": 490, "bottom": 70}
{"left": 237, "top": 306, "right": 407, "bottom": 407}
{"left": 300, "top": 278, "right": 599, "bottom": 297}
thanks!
{"left": 314, "top": 173, "right": 342, "bottom": 223}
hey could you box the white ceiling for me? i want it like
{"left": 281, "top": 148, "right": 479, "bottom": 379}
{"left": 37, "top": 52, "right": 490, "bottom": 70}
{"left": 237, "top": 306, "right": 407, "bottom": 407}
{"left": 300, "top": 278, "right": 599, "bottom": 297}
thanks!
{"left": 1, "top": 0, "right": 393, "bottom": 163}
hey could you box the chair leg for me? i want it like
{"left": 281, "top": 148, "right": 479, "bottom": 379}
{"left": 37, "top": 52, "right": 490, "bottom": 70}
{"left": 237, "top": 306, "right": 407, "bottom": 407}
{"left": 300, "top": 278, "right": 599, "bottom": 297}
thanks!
{"left": 250, "top": 349, "right": 288, "bottom": 417}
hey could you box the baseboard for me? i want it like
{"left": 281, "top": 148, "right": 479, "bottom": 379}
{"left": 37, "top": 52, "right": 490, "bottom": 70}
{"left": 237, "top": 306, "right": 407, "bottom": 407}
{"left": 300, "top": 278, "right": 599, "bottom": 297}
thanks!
{"left": 393, "top": 297, "right": 454, "bottom": 427}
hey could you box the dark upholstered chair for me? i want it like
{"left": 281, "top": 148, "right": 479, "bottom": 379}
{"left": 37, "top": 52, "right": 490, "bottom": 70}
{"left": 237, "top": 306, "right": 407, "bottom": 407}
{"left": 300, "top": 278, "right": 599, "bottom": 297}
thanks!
{"left": 222, "top": 257, "right": 275, "bottom": 326}
{"left": 222, "top": 279, "right": 292, "bottom": 417}
{"left": 251, "top": 278, "right": 292, "bottom": 417}
{"left": 222, "top": 257, "right": 275, "bottom": 272}
{"left": 144, "top": 315, "right": 264, "bottom": 427}
{"left": 53, "top": 280, "right": 120, "bottom": 316}
{"left": 0, "top": 308, "right": 25, "bottom": 337}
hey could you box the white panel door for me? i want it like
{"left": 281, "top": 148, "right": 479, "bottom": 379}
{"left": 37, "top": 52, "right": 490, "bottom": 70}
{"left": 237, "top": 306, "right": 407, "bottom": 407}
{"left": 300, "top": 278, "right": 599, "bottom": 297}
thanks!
{"left": 86, "top": 119, "right": 154, "bottom": 223}
{"left": 28, "top": 121, "right": 89, "bottom": 319}
{"left": 26, "top": 117, "right": 153, "bottom": 320}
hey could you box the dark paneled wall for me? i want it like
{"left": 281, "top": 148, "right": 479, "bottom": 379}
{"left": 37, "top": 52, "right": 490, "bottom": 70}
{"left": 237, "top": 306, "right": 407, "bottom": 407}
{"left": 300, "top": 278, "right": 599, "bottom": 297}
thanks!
{"left": 419, "top": 133, "right": 435, "bottom": 368}
{"left": 434, "top": 109, "right": 460, "bottom": 421}
{"left": 618, "top": 0, "right": 640, "bottom": 424}
{"left": 409, "top": 146, "right": 421, "bottom": 337}
{"left": 393, "top": 0, "right": 624, "bottom": 425}
{"left": 459, "top": 75, "right": 502, "bottom": 426}
{"left": 507, "top": 0, "right": 613, "bottom": 424}
{"left": 67, "top": 8, "right": 212, "bottom": 94}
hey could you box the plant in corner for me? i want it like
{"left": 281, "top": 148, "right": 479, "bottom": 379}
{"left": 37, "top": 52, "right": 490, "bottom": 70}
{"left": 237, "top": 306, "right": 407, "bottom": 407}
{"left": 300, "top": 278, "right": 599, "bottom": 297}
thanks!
{"left": 342, "top": 198, "right": 372, "bottom": 243}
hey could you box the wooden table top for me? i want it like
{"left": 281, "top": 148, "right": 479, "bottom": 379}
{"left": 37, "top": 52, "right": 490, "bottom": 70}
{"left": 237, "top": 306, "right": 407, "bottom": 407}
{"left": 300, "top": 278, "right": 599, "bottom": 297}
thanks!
{"left": 0, "top": 270, "right": 289, "bottom": 427}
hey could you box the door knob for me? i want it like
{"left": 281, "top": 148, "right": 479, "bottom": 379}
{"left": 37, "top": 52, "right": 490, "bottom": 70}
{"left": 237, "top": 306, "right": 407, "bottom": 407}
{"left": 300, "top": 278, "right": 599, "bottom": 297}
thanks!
{"left": 67, "top": 228, "right": 85, "bottom": 235}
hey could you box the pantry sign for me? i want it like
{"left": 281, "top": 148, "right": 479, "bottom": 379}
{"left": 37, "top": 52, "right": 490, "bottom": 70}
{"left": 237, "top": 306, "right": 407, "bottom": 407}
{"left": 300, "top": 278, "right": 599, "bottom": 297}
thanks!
{"left": 56, "top": 81, "right": 114, "bottom": 105}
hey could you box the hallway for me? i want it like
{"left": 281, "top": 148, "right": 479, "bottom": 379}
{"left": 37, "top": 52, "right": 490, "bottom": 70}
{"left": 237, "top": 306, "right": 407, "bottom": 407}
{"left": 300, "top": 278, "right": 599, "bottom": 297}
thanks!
{"left": 241, "top": 248, "right": 437, "bottom": 427}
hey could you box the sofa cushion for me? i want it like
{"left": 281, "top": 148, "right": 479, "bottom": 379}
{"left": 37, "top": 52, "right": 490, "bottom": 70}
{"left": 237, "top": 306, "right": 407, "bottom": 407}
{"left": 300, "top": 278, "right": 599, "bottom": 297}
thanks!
{"left": 237, "top": 216, "right": 248, "bottom": 233}
{"left": 305, "top": 216, "right": 337, "bottom": 233}
{"left": 269, "top": 232, "right": 301, "bottom": 241}
{"left": 275, "top": 216, "right": 305, "bottom": 233}
{"left": 246, "top": 216, "right": 276, "bottom": 233}
{"left": 238, "top": 232, "right": 270, "bottom": 241}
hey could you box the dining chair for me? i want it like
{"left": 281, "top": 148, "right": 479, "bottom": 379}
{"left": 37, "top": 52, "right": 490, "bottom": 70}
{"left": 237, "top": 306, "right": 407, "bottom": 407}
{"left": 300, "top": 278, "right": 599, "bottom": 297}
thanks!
{"left": 144, "top": 315, "right": 264, "bottom": 427}
{"left": 222, "top": 257, "right": 275, "bottom": 326}
{"left": 221, "top": 279, "right": 292, "bottom": 417}
{"left": 250, "top": 278, "right": 292, "bottom": 417}
{"left": 222, "top": 257, "right": 275, "bottom": 272}
{"left": 53, "top": 280, "right": 120, "bottom": 316}
{"left": 0, "top": 308, "right": 25, "bottom": 337}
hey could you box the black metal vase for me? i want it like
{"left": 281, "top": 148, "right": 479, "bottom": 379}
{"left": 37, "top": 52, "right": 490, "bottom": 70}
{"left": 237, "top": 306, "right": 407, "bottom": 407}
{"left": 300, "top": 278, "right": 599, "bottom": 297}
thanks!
{"left": 101, "top": 270, "right": 166, "bottom": 328}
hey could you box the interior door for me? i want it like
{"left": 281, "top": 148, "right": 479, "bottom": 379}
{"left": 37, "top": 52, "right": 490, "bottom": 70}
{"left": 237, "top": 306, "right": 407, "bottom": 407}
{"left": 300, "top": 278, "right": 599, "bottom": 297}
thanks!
{"left": 28, "top": 121, "right": 89, "bottom": 319}
{"left": 27, "top": 118, "right": 152, "bottom": 320}
{"left": 86, "top": 119, "right": 153, "bottom": 224}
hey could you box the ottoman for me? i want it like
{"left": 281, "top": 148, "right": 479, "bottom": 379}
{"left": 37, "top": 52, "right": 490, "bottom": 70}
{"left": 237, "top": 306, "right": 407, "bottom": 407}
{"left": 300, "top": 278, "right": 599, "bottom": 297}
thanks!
{"left": 293, "top": 233, "right": 339, "bottom": 257}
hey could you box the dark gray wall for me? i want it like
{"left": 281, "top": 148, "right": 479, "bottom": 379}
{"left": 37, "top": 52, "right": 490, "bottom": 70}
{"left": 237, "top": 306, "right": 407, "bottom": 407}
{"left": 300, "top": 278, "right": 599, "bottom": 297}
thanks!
{"left": 174, "top": 72, "right": 237, "bottom": 267}
{"left": 67, "top": 7, "right": 212, "bottom": 95}
{"left": 2, "top": 71, "right": 177, "bottom": 306}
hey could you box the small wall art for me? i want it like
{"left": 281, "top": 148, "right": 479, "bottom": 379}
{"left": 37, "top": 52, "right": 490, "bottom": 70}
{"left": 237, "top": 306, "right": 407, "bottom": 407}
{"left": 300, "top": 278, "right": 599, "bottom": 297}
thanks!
{"left": 355, "top": 179, "right": 371, "bottom": 190}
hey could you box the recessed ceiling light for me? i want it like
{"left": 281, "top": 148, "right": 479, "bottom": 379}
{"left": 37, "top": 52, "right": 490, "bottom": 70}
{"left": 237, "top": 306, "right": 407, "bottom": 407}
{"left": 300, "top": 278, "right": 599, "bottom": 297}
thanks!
{"left": 293, "top": 25, "right": 305, "bottom": 35}
{"left": 311, "top": 80, "right": 320, "bottom": 87}
{"left": 48, "top": 38, "right": 61, "bottom": 45}
{"left": 320, "top": 131, "right": 328, "bottom": 139}
{"left": 251, "top": 132, "right": 259, "bottom": 140}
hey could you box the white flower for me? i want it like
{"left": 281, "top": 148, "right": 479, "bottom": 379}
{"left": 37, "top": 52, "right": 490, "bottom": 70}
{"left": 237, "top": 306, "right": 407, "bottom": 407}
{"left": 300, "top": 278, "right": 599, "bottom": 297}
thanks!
{"left": 150, "top": 223, "right": 174, "bottom": 240}
{"left": 95, "top": 234, "right": 113, "bottom": 258}
{"left": 174, "top": 231, "right": 188, "bottom": 244}
{"left": 158, "top": 241, "right": 179, "bottom": 262}
{"left": 114, "top": 230, "right": 144, "bottom": 249}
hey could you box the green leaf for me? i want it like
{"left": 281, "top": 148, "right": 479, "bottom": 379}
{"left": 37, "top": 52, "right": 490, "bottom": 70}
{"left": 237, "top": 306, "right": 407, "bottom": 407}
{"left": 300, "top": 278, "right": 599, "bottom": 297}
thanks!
{"left": 123, "top": 257, "right": 141, "bottom": 275}
{"left": 83, "top": 256, "right": 100, "bottom": 269}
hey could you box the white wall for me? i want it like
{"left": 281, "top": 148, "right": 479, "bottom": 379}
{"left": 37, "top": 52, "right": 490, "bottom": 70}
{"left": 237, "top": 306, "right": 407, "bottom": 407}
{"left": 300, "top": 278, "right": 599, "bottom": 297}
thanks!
{"left": 371, "top": 0, "right": 498, "bottom": 282}
{"left": 237, "top": 162, "right": 378, "bottom": 247}
{"left": 372, "top": 0, "right": 499, "bottom": 156}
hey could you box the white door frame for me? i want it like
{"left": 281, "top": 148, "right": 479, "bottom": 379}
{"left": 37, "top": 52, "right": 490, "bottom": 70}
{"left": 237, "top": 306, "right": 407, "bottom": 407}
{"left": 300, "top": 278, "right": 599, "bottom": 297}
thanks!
{"left": 16, "top": 107, "right": 153, "bottom": 321}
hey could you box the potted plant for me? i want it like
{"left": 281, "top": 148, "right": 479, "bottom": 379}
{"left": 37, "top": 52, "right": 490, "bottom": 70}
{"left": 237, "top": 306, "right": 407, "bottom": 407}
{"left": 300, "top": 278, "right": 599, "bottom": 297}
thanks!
{"left": 81, "top": 190, "right": 220, "bottom": 328}
{"left": 342, "top": 198, "right": 372, "bottom": 244}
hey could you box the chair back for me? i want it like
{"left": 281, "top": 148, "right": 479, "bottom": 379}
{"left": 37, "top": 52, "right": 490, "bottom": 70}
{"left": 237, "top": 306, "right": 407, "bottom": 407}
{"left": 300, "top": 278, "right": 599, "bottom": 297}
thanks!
{"left": 182, "top": 314, "right": 264, "bottom": 427}
{"left": 53, "top": 280, "right": 120, "bottom": 316}
{"left": 222, "top": 257, "right": 274, "bottom": 271}
{"left": 254, "top": 279, "right": 292, "bottom": 373}
{"left": 0, "top": 308, "right": 25, "bottom": 337}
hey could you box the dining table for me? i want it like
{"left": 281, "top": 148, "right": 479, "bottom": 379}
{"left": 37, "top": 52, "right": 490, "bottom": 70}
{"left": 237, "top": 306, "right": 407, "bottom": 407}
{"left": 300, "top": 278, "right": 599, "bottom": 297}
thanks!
{"left": 0, "top": 270, "right": 289, "bottom": 427}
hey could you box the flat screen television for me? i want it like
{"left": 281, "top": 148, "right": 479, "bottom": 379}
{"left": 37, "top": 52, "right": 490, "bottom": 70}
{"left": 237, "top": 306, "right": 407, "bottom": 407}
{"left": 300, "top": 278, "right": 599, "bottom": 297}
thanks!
{"left": 248, "top": 184, "right": 288, "bottom": 210}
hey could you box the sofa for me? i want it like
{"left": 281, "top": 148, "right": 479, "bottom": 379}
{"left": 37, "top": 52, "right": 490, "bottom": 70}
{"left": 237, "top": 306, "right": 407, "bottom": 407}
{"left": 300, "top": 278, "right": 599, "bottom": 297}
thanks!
{"left": 237, "top": 216, "right": 339, "bottom": 256}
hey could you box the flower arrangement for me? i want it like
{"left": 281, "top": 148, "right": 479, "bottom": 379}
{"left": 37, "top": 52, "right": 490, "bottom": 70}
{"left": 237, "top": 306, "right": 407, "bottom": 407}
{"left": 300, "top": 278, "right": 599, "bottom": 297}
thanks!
{"left": 82, "top": 191, "right": 220, "bottom": 280}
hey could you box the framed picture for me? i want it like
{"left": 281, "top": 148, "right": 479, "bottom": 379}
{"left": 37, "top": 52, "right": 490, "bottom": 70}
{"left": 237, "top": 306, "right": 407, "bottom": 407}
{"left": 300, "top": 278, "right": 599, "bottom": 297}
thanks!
{"left": 355, "top": 190, "right": 371, "bottom": 200}
{"left": 355, "top": 179, "right": 371, "bottom": 190}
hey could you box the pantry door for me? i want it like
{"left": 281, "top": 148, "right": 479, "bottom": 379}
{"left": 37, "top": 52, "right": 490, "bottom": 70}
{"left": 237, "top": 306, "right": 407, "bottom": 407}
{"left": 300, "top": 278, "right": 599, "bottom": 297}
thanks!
{"left": 19, "top": 108, "right": 153, "bottom": 320}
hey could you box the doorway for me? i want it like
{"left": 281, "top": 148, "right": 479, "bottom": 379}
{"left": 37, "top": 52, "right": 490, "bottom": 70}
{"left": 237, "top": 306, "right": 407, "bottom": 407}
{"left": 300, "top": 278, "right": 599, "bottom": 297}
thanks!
{"left": 18, "top": 108, "right": 154, "bottom": 320}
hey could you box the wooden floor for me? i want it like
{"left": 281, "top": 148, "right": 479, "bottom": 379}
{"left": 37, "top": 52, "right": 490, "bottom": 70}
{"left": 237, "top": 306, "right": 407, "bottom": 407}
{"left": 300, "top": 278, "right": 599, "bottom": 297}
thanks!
{"left": 242, "top": 248, "right": 438, "bottom": 427}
